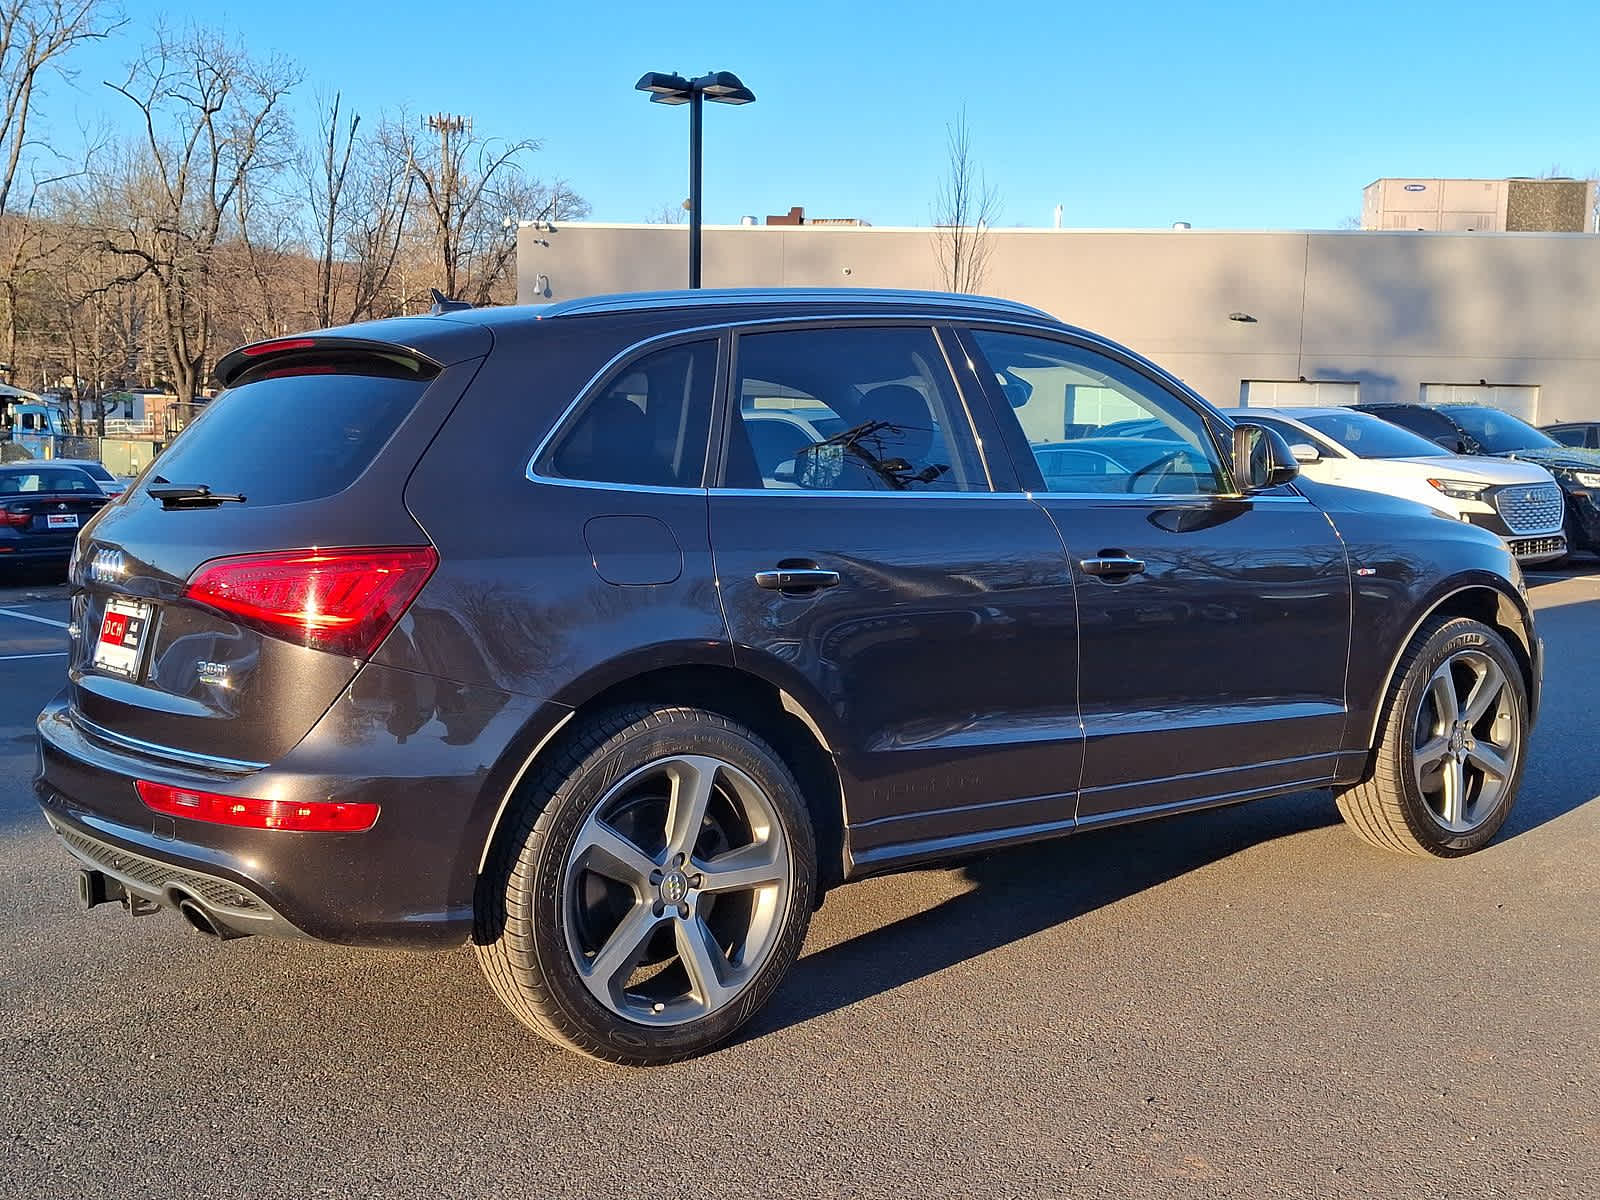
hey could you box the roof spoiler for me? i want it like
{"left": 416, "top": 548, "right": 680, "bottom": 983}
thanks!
{"left": 214, "top": 336, "right": 443, "bottom": 389}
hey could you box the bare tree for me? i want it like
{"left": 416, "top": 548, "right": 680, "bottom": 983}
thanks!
{"left": 305, "top": 90, "right": 357, "bottom": 329}
{"left": 646, "top": 201, "right": 687, "bottom": 224}
{"left": 931, "top": 108, "right": 1000, "bottom": 294}
{"left": 0, "top": 0, "right": 124, "bottom": 367}
{"left": 98, "top": 26, "right": 301, "bottom": 407}
{"left": 405, "top": 115, "right": 588, "bottom": 305}
{"left": 302, "top": 104, "right": 417, "bottom": 325}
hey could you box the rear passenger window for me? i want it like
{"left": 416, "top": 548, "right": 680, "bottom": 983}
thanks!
{"left": 721, "top": 326, "right": 984, "bottom": 492}
{"left": 542, "top": 340, "right": 717, "bottom": 488}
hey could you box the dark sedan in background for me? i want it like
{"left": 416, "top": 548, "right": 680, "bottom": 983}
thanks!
{"left": 0, "top": 464, "right": 111, "bottom": 574}
{"left": 1356, "top": 403, "right": 1600, "bottom": 556}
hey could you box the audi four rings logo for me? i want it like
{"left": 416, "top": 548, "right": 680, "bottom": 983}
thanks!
{"left": 89, "top": 548, "right": 126, "bottom": 585}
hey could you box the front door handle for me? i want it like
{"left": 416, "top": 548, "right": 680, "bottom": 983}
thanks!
{"left": 1079, "top": 555, "right": 1147, "bottom": 579}
{"left": 755, "top": 567, "right": 841, "bottom": 592}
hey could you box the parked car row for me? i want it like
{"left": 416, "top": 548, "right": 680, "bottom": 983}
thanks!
{"left": 1349, "top": 404, "right": 1600, "bottom": 560}
{"left": 1228, "top": 407, "right": 1568, "bottom": 565}
{"left": 36, "top": 288, "right": 1542, "bottom": 1066}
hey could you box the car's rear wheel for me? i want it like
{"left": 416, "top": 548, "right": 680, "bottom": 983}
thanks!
{"left": 474, "top": 704, "right": 816, "bottom": 1065}
{"left": 1336, "top": 616, "right": 1527, "bottom": 857}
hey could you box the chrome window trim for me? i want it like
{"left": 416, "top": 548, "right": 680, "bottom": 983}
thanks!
{"left": 522, "top": 309, "right": 1314, "bottom": 501}
{"left": 73, "top": 713, "right": 268, "bottom": 775}
{"left": 525, "top": 312, "right": 1087, "bottom": 489}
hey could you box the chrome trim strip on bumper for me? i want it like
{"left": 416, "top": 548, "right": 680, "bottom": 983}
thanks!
{"left": 71, "top": 712, "right": 268, "bottom": 776}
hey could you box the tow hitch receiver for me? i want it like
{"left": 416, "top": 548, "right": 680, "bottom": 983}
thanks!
{"left": 77, "top": 869, "right": 159, "bottom": 917}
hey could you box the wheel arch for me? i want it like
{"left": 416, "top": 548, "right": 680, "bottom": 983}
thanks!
{"left": 474, "top": 656, "right": 850, "bottom": 899}
{"left": 1362, "top": 577, "right": 1538, "bottom": 750}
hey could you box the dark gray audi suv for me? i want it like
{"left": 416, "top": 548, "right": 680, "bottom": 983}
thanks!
{"left": 36, "top": 289, "right": 1540, "bottom": 1064}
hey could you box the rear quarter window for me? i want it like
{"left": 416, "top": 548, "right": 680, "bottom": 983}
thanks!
{"left": 149, "top": 365, "right": 432, "bottom": 507}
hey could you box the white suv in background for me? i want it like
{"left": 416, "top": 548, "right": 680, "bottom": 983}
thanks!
{"left": 1229, "top": 407, "right": 1567, "bottom": 565}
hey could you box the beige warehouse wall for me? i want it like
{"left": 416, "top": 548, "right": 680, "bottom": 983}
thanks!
{"left": 518, "top": 225, "right": 1600, "bottom": 422}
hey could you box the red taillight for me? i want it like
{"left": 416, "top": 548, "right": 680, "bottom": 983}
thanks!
{"left": 0, "top": 506, "right": 29, "bottom": 528}
{"left": 242, "top": 336, "right": 317, "bottom": 357}
{"left": 183, "top": 546, "right": 437, "bottom": 657}
{"left": 136, "top": 780, "right": 379, "bottom": 832}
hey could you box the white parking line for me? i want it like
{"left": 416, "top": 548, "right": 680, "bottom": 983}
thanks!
{"left": 0, "top": 651, "right": 68, "bottom": 661}
{"left": 0, "top": 607, "right": 68, "bottom": 629}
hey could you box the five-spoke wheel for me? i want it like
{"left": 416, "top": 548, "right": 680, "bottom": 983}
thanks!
{"left": 1337, "top": 616, "right": 1527, "bottom": 856}
{"left": 565, "top": 754, "right": 792, "bottom": 1025}
{"left": 475, "top": 706, "right": 816, "bottom": 1065}
{"left": 1410, "top": 650, "right": 1516, "bottom": 835}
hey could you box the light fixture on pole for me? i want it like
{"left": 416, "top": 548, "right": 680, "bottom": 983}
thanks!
{"left": 635, "top": 70, "right": 756, "bottom": 289}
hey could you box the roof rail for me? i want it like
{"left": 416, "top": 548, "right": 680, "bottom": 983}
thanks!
{"left": 540, "top": 287, "right": 1053, "bottom": 321}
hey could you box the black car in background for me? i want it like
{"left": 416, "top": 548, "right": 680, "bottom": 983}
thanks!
{"left": 36, "top": 290, "right": 1540, "bottom": 1064}
{"left": 1542, "top": 421, "right": 1600, "bottom": 450}
{"left": 1356, "top": 402, "right": 1600, "bottom": 556}
{"left": 0, "top": 464, "right": 111, "bottom": 574}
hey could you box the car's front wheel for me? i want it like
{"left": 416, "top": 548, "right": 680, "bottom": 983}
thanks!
{"left": 475, "top": 705, "right": 817, "bottom": 1065}
{"left": 1336, "top": 616, "right": 1528, "bottom": 857}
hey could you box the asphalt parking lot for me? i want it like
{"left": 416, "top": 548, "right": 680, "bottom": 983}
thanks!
{"left": 2, "top": 567, "right": 1597, "bottom": 1199}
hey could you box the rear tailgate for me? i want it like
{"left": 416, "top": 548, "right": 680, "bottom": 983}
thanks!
{"left": 67, "top": 326, "right": 489, "bottom": 767}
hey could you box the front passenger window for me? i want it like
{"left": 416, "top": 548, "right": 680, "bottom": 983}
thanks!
{"left": 969, "top": 330, "right": 1226, "bottom": 496}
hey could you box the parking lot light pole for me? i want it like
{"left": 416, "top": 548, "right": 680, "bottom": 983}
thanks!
{"left": 635, "top": 70, "right": 756, "bottom": 289}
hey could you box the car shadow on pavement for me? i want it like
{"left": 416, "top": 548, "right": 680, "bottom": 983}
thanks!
{"left": 751, "top": 791, "right": 1339, "bottom": 1042}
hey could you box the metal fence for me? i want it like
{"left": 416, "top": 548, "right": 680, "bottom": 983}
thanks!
{"left": 0, "top": 435, "right": 162, "bottom": 477}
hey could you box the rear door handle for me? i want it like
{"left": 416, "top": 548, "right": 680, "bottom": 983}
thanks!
{"left": 755, "top": 567, "right": 841, "bottom": 592}
{"left": 1079, "top": 555, "right": 1147, "bottom": 578}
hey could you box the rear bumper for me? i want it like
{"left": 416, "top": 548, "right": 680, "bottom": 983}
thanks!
{"left": 34, "top": 672, "right": 554, "bottom": 948}
{"left": 40, "top": 807, "right": 303, "bottom": 938}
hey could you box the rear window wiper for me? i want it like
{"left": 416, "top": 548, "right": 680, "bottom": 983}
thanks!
{"left": 146, "top": 480, "right": 246, "bottom": 509}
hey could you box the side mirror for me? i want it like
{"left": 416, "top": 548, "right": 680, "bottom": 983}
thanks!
{"left": 1289, "top": 442, "right": 1321, "bottom": 464}
{"left": 1433, "top": 434, "right": 1466, "bottom": 454}
{"left": 1231, "top": 421, "right": 1300, "bottom": 491}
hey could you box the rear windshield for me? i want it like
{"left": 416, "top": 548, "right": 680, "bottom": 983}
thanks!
{"left": 0, "top": 466, "right": 99, "bottom": 494}
{"left": 149, "top": 370, "right": 430, "bottom": 507}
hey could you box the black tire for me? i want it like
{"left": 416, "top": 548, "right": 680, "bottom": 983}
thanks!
{"left": 1335, "top": 616, "right": 1527, "bottom": 857}
{"left": 474, "top": 704, "right": 817, "bottom": 1065}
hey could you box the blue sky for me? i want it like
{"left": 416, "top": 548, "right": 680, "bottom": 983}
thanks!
{"left": 47, "top": 0, "right": 1600, "bottom": 229}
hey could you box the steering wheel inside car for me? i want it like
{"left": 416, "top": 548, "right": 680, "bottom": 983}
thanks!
{"left": 1126, "top": 448, "right": 1192, "bottom": 494}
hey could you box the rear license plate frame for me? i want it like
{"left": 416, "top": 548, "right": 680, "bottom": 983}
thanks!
{"left": 92, "top": 597, "right": 153, "bottom": 680}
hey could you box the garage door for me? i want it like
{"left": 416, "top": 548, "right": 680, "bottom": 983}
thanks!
{"left": 1419, "top": 384, "right": 1539, "bottom": 423}
{"left": 1239, "top": 380, "right": 1360, "bottom": 408}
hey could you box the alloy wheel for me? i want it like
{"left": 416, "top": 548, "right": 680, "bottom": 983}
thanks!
{"left": 562, "top": 754, "right": 792, "bottom": 1026}
{"left": 1411, "top": 649, "right": 1519, "bottom": 834}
